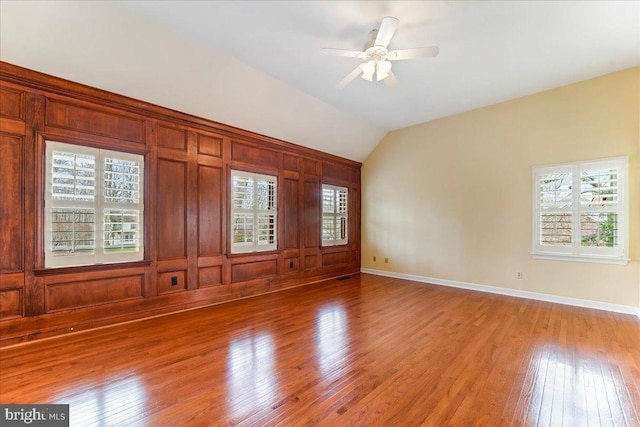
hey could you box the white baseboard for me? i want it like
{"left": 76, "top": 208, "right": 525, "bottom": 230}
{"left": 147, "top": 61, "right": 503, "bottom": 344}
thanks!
{"left": 361, "top": 268, "right": 640, "bottom": 319}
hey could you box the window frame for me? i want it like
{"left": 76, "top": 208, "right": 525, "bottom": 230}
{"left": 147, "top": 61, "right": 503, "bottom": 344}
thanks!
{"left": 44, "top": 140, "right": 145, "bottom": 268}
{"left": 532, "top": 156, "right": 629, "bottom": 265}
{"left": 230, "top": 169, "right": 278, "bottom": 254}
{"left": 321, "top": 183, "right": 349, "bottom": 247}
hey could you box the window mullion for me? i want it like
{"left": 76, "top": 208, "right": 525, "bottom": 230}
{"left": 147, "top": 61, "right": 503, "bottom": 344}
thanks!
{"left": 252, "top": 176, "right": 258, "bottom": 252}
{"left": 572, "top": 166, "right": 580, "bottom": 255}
{"left": 95, "top": 149, "right": 104, "bottom": 264}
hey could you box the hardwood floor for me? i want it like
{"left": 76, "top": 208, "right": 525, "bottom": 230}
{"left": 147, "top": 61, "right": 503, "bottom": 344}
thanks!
{"left": 1, "top": 273, "right": 639, "bottom": 426}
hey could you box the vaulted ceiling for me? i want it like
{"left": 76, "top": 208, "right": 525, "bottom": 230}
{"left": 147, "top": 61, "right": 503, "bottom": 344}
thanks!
{"left": 1, "top": 1, "right": 638, "bottom": 161}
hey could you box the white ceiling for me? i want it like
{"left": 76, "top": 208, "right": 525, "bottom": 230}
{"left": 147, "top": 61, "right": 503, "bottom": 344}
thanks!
{"left": 1, "top": 1, "right": 639, "bottom": 162}
{"left": 121, "top": 1, "right": 640, "bottom": 128}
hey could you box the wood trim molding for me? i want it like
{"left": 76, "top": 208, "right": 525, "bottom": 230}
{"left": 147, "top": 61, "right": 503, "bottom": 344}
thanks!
{"left": 33, "top": 260, "right": 152, "bottom": 277}
{"left": 361, "top": 268, "right": 640, "bottom": 317}
{"left": 0, "top": 61, "right": 361, "bottom": 169}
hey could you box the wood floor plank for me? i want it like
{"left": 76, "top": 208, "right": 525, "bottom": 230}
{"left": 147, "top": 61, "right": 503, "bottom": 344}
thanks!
{"left": 1, "top": 273, "right": 639, "bottom": 426}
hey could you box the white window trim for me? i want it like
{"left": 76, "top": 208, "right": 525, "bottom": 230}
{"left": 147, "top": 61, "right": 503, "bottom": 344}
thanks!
{"left": 532, "top": 156, "right": 629, "bottom": 265}
{"left": 45, "top": 141, "right": 144, "bottom": 267}
{"left": 230, "top": 170, "right": 278, "bottom": 254}
{"left": 322, "top": 184, "right": 349, "bottom": 247}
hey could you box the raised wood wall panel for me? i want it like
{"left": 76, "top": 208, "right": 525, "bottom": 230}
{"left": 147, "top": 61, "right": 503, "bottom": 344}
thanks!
{"left": 157, "top": 271, "right": 187, "bottom": 294}
{"left": 156, "top": 158, "right": 187, "bottom": 260}
{"left": 197, "top": 165, "right": 222, "bottom": 257}
{"left": 304, "top": 254, "right": 318, "bottom": 271}
{"left": 198, "top": 266, "right": 222, "bottom": 288}
{"left": 303, "top": 180, "right": 319, "bottom": 249}
{"left": 0, "top": 62, "right": 362, "bottom": 342}
{"left": 0, "top": 289, "right": 22, "bottom": 319}
{"left": 283, "top": 154, "right": 298, "bottom": 172}
{"left": 282, "top": 178, "right": 299, "bottom": 250}
{"left": 0, "top": 86, "right": 24, "bottom": 119}
{"left": 45, "top": 274, "right": 144, "bottom": 312}
{"left": 0, "top": 273, "right": 25, "bottom": 320}
{"left": 303, "top": 159, "right": 319, "bottom": 176}
{"left": 0, "top": 134, "right": 23, "bottom": 273}
{"left": 323, "top": 161, "right": 350, "bottom": 185}
{"left": 45, "top": 99, "right": 144, "bottom": 143}
{"left": 283, "top": 257, "right": 299, "bottom": 274}
{"left": 197, "top": 133, "right": 223, "bottom": 157}
{"left": 322, "top": 250, "right": 349, "bottom": 267}
{"left": 232, "top": 260, "right": 278, "bottom": 283}
{"left": 157, "top": 124, "right": 187, "bottom": 152}
{"left": 232, "top": 141, "right": 278, "bottom": 168}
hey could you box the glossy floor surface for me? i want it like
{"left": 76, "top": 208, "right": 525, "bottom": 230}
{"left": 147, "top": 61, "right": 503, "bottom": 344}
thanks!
{"left": 1, "top": 274, "right": 639, "bottom": 426}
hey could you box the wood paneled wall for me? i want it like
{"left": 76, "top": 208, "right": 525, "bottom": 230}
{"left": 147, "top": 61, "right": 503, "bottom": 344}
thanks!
{"left": 0, "top": 62, "right": 361, "bottom": 345}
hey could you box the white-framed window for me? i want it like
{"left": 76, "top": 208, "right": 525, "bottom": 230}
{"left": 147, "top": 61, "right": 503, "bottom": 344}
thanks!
{"left": 322, "top": 184, "right": 348, "bottom": 246}
{"left": 532, "top": 156, "right": 628, "bottom": 264}
{"left": 231, "top": 170, "right": 277, "bottom": 254}
{"left": 45, "top": 141, "right": 144, "bottom": 267}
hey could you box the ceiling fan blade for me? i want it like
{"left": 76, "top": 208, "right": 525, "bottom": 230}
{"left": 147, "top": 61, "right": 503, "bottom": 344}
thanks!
{"left": 387, "top": 46, "right": 440, "bottom": 61}
{"left": 337, "top": 64, "right": 364, "bottom": 89}
{"left": 374, "top": 16, "right": 399, "bottom": 48}
{"left": 383, "top": 70, "right": 398, "bottom": 88}
{"left": 321, "top": 48, "right": 366, "bottom": 59}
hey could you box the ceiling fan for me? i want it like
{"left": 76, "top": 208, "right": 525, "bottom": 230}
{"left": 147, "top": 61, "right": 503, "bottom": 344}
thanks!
{"left": 321, "top": 16, "right": 439, "bottom": 88}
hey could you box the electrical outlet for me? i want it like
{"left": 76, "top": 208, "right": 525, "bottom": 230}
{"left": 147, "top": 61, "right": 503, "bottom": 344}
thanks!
{"left": 171, "top": 276, "right": 178, "bottom": 286}
{"left": 385, "top": 257, "right": 389, "bottom": 263}
{"left": 516, "top": 271, "right": 523, "bottom": 279}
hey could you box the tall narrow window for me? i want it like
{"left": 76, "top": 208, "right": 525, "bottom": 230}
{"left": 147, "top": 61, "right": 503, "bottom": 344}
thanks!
{"left": 45, "top": 141, "right": 144, "bottom": 267}
{"left": 322, "top": 184, "right": 348, "bottom": 246}
{"left": 533, "top": 157, "right": 628, "bottom": 264}
{"left": 231, "top": 170, "right": 277, "bottom": 253}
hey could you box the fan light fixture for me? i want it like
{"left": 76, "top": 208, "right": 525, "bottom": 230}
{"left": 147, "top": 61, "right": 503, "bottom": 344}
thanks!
{"left": 360, "top": 59, "right": 392, "bottom": 82}
{"left": 376, "top": 60, "right": 392, "bottom": 81}
{"left": 361, "top": 60, "right": 376, "bottom": 81}
{"left": 321, "top": 16, "right": 440, "bottom": 89}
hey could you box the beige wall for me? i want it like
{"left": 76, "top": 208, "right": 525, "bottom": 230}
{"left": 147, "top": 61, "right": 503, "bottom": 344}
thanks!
{"left": 362, "top": 67, "right": 639, "bottom": 308}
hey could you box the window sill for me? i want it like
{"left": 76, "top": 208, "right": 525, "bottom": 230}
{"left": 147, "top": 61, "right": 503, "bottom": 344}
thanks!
{"left": 33, "top": 260, "right": 152, "bottom": 276}
{"left": 532, "top": 253, "right": 630, "bottom": 265}
{"left": 226, "top": 251, "right": 279, "bottom": 261}
{"left": 321, "top": 242, "right": 349, "bottom": 248}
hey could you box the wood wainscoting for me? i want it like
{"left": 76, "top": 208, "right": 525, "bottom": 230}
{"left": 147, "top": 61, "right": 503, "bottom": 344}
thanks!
{"left": 1, "top": 273, "right": 639, "bottom": 425}
{"left": 0, "top": 61, "right": 361, "bottom": 345}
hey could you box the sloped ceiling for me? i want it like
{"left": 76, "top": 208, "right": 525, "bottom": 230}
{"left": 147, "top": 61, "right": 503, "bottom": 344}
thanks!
{"left": 1, "top": 1, "right": 639, "bottom": 162}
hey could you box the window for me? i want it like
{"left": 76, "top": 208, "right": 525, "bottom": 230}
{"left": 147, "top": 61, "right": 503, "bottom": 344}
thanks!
{"left": 45, "top": 141, "right": 144, "bottom": 267}
{"left": 532, "top": 157, "right": 628, "bottom": 264}
{"left": 231, "top": 170, "right": 277, "bottom": 253}
{"left": 322, "top": 184, "right": 348, "bottom": 246}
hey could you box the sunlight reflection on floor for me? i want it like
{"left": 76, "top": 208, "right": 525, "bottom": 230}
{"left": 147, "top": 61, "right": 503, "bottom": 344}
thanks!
{"left": 316, "top": 304, "right": 349, "bottom": 377}
{"left": 515, "top": 345, "right": 639, "bottom": 426}
{"left": 54, "top": 376, "right": 146, "bottom": 426}
{"left": 226, "top": 332, "right": 278, "bottom": 420}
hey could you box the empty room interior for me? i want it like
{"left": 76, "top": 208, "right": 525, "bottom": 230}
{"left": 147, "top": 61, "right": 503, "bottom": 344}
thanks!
{"left": 1, "top": 1, "right": 639, "bottom": 426}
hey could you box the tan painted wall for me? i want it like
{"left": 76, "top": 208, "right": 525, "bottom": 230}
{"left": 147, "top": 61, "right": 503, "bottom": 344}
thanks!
{"left": 362, "top": 67, "right": 639, "bottom": 307}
